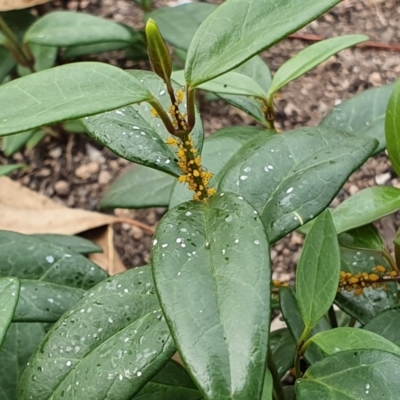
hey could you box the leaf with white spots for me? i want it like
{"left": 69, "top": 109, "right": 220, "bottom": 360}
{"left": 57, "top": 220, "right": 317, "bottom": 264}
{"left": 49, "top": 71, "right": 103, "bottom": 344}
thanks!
{"left": 0, "top": 230, "right": 107, "bottom": 290}
{"left": 219, "top": 127, "right": 377, "bottom": 243}
{"left": 82, "top": 70, "right": 204, "bottom": 176}
{"left": 152, "top": 193, "right": 271, "bottom": 400}
{"left": 13, "top": 280, "right": 85, "bottom": 323}
{"left": 18, "top": 266, "right": 175, "bottom": 400}
{"left": 0, "top": 277, "right": 20, "bottom": 347}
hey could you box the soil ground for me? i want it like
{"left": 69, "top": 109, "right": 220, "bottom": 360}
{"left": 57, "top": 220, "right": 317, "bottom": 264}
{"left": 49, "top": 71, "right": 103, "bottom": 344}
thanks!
{"left": 1, "top": 0, "right": 400, "bottom": 281}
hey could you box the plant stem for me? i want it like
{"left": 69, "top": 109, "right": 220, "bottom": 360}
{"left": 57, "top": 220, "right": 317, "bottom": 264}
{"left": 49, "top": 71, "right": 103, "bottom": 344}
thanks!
{"left": 148, "top": 98, "right": 176, "bottom": 136}
{"left": 294, "top": 327, "right": 310, "bottom": 378}
{"left": 186, "top": 86, "right": 196, "bottom": 131}
{"left": 328, "top": 305, "right": 338, "bottom": 328}
{"left": 267, "top": 346, "right": 286, "bottom": 400}
{"left": 382, "top": 248, "right": 399, "bottom": 273}
{"left": 0, "top": 15, "right": 34, "bottom": 72}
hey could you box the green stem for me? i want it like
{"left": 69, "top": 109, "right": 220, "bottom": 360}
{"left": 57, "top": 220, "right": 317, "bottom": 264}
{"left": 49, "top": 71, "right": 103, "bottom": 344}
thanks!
{"left": 267, "top": 346, "right": 286, "bottom": 400}
{"left": 0, "top": 15, "right": 34, "bottom": 71}
{"left": 294, "top": 326, "right": 311, "bottom": 378}
{"left": 148, "top": 98, "right": 176, "bottom": 136}
{"left": 328, "top": 305, "right": 338, "bottom": 328}
{"left": 382, "top": 248, "right": 399, "bottom": 273}
{"left": 186, "top": 86, "right": 196, "bottom": 132}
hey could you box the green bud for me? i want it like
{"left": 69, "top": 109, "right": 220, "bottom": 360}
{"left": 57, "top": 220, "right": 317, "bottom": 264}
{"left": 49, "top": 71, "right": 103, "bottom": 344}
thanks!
{"left": 145, "top": 19, "right": 172, "bottom": 83}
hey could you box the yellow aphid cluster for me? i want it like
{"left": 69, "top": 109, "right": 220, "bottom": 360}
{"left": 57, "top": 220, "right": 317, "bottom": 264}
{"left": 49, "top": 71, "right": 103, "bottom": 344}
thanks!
{"left": 166, "top": 135, "right": 216, "bottom": 202}
{"left": 169, "top": 89, "right": 188, "bottom": 131}
{"left": 339, "top": 265, "right": 398, "bottom": 296}
{"left": 273, "top": 280, "right": 289, "bottom": 288}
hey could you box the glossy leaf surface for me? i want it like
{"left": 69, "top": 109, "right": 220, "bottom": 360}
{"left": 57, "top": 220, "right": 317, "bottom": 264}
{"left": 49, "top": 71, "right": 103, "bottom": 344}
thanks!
{"left": 220, "top": 127, "right": 377, "bottom": 243}
{"left": 296, "top": 350, "right": 400, "bottom": 399}
{"left": 33, "top": 234, "right": 102, "bottom": 255}
{"left": 364, "top": 307, "right": 400, "bottom": 345}
{"left": 0, "top": 323, "right": 46, "bottom": 400}
{"left": 386, "top": 78, "right": 400, "bottom": 176}
{"left": 311, "top": 327, "right": 400, "bottom": 357}
{"left": 185, "top": 0, "right": 342, "bottom": 86}
{"left": 19, "top": 266, "right": 175, "bottom": 400}
{"left": 100, "top": 165, "right": 175, "bottom": 209}
{"left": 332, "top": 187, "right": 400, "bottom": 234}
{"left": 0, "top": 277, "right": 20, "bottom": 346}
{"left": 14, "top": 280, "right": 85, "bottom": 322}
{"left": 153, "top": 193, "right": 271, "bottom": 400}
{"left": 269, "top": 328, "right": 296, "bottom": 378}
{"left": 0, "top": 62, "right": 152, "bottom": 136}
{"left": 0, "top": 230, "right": 107, "bottom": 289}
{"left": 338, "top": 224, "right": 386, "bottom": 252}
{"left": 297, "top": 211, "right": 340, "bottom": 329}
{"left": 24, "top": 11, "right": 136, "bottom": 47}
{"left": 169, "top": 126, "right": 269, "bottom": 208}
{"left": 82, "top": 70, "right": 203, "bottom": 175}
{"left": 336, "top": 248, "right": 396, "bottom": 324}
{"left": 322, "top": 83, "right": 395, "bottom": 153}
{"left": 268, "top": 35, "right": 368, "bottom": 97}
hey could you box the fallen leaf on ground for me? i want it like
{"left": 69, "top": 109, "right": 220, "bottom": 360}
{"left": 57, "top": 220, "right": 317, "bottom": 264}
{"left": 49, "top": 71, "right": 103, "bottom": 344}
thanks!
{"left": 0, "top": 0, "right": 50, "bottom": 11}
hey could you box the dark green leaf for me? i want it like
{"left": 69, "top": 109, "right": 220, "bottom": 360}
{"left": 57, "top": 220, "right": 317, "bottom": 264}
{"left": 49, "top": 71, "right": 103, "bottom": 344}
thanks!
{"left": 2, "top": 130, "right": 36, "bottom": 155}
{"left": 261, "top": 369, "right": 273, "bottom": 400}
{"left": 62, "top": 41, "right": 130, "bottom": 59}
{"left": 14, "top": 280, "right": 85, "bottom": 322}
{"left": 335, "top": 248, "right": 396, "bottom": 324}
{"left": 0, "top": 47, "right": 16, "bottom": 84}
{"left": 219, "top": 127, "right": 377, "bottom": 243}
{"left": 82, "top": 70, "right": 203, "bottom": 176}
{"left": 169, "top": 126, "right": 270, "bottom": 208}
{"left": 152, "top": 193, "right": 271, "bottom": 400}
{"left": 310, "top": 327, "right": 400, "bottom": 357}
{"left": 32, "top": 234, "right": 102, "bottom": 255}
{"left": 269, "top": 328, "right": 296, "bottom": 378}
{"left": 297, "top": 210, "right": 340, "bottom": 329}
{"left": 147, "top": 3, "right": 217, "bottom": 50}
{"left": 322, "top": 83, "right": 395, "bottom": 153}
{"left": 0, "top": 62, "right": 152, "bottom": 136}
{"left": 0, "top": 277, "right": 20, "bottom": 346}
{"left": 364, "top": 307, "right": 400, "bottom": 345}
{"left": 268, "top": 35, "right": 368, "bottom": 97}
{"left": 0, "top": 10, "right": 35, "bottom": 44}
{"left": 100, "top": 165, "right": 175, "bottom": 209}
{"left": 24, "top": 11, "right": 137, "bottom": 47}
{"left": 185, "top": 0, "right": 342, "bottom": 86}
{"left": 279, "top": 287, "right": 327, "bottom": 365}
{"left": 296, "top": 349, "right": 400, "bottom": 399}
{"left": 332, "top": 187, "right": 400, "bottom": 234}
{"left": 18, "top": 266, "right": 175, "bottom": 400}
{"left": 134, "top": 360, "right": 202, "bottom": 400}
{"left": 0, "top": 164, "right": 26, "bottom": 177}
{"left": 0, "top": 323, "right": 46, "bottom": 400}
{"left": 0, "top": 230, "right": 107, "bottom": 290}
{"left": 386, "top": 79, "right": 400, "bottom": 176}
{"left": 338, "top": 224, "right": 386, "bottom": 252}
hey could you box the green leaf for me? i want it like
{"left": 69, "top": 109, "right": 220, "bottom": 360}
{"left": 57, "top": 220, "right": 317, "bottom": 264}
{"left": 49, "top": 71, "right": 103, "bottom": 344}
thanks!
{"left": 269, "top": 328, "right": 296, "bottom": 378}
{"left": 331, "top": 187, "right": 400, "bottom": 234}
{"left": 0, "top": 47, "right": 16, "bottom": 83}
{"left": 24, "top": 11, "right": 137, "bottom": 47}
{"left": 364, "top": 307, "right": 400, "bottom": 345}
{"left": 310, "top": 327, "right": 400, "bottom": 357}
{"left": 169, "top": 125, "right": 270, "bottom": 208}
{"left": 17, "top": 43, "right": 58, "bottom": 76}
{"left": 279, "top": 287, "right": 327, "bottom": 364}
{"left": 0, "top": 323, "right": 47, "bottom": 400}
{"left": 62, "top": 41, "right": 131, "bottom": 59}
{"left": 322, "top": 83, "right": 395, "bottom": 153}
{"left": 18, "top": 266, "right": 175, "bottom": 400}
{"left": 0, "top": 62, "right": 152, "bottom": 136}
{"left": 335, "top": 248, "right": 396, "bottom": 324}
{"left": 185, "top": 0, "right": 342, "bottom": 87}
{"left": 147, "top": 3, "right": 217, "bottom": 50}
{"left": 338, "top": 224, "right": 386, "bottom": 252}
{"left": 219, "top": 127, "right": 377, "bottom": 243}
{"left": 261, "top": 369, "right": 273, "bottom": 400}
{"left": 296, "top": 349, "right": 400, "bottom": 399}
{"left": 82, "top": 70, "right": 203, "bottom": 176}
{"left": 26, "top": 129, "right": 47, "bottom": 149}
{"left": 267, "top": 35, "right": 368, "bottom": 97}
{"left": 0, "top": 10, "right": 35, "bottom": 45}
{"left": 134, "top": 360, "right": 202, "bottom": 400}
{"left": 0, "top": 230, "right": 108, "bottom": 290}
{"left": 152, "top": 193, "right": 271, "bottom": 400}
{"left": 173, "top": 70, "right": 268, "bottom": 99}
{"left": 2, "top": 130, "right": 36, "bottom": 155}
{"left": 32, "top": 234, "right": 102, "bottom": 255}
{"left": 100, "top": 165, "right": 175, "bottom": 209}
{"left": 0, "top": 164, "right": 26, "bottom": 177}
{"left": 14, "top": 280, "right": 85, "bottom": 323}
{"left": 297, "top": 210, "right": 340, "bottom": 330}
{"left": 0, "top": 277, "right": 20, "bottom": 347}
{"left": 386, "top": 79, "right": 400, "bottom": 176}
